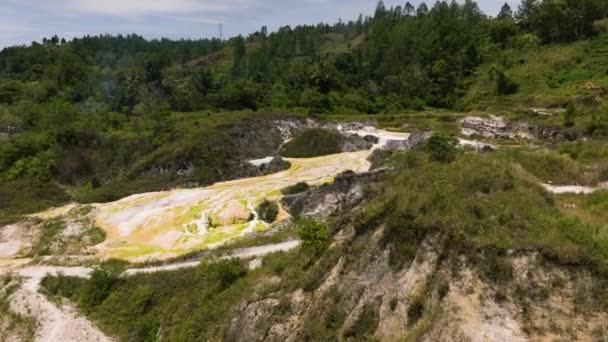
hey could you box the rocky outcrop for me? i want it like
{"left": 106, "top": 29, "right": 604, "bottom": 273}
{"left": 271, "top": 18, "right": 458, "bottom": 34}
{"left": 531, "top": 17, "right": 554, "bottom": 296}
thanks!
{"left": 366, "top": 131, "right": 432, "bottom": 167}
{"left": 459, "top": 115, "right": 583, "bottom": 141}
{"left": 281, "top": 169, "right": 387, "bottom": 219}
{"left": 211, "top": 201, "right": 253, "bottom": 227}
{"left": 341, "top": 133, "right": 377, "bottom": 152}
{"left": 459, "top": 115, "right": 535, "bottom": 140}
{"left": 383, "top": 130, "right": 433, "bottom": 151}
{"left": 227, "top": 227, "right": 608, "bottom": 341}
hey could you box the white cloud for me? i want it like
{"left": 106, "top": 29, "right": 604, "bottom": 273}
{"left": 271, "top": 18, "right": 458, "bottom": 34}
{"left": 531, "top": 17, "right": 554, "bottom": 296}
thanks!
{"left": 65, "top": 0, "right": 256, "bottom": 18}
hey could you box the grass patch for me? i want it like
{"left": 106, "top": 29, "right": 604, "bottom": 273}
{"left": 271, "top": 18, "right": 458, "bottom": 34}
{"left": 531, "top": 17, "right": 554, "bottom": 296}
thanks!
{"left": 29, "top": 217, "right": 66, "bottom": 256}
{"left": 504, "top": 148, "right": 602, "bottom": 185}
{"left": 362, "top": 149, "right": 608, "bottom": 273}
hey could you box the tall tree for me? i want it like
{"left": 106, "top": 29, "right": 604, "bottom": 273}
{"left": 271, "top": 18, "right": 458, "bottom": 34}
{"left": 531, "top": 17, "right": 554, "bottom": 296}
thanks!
{"left": 516, "top": 0, "right": 538, "bottom": 29}
{"left": 232, "top": 35, "right": 246, "bottom": 77}
{"left": 417, "top": 2, "right": 429, "bottom": 17}
{"left": 497, "top": 3, "right": 514, "bottom": 20}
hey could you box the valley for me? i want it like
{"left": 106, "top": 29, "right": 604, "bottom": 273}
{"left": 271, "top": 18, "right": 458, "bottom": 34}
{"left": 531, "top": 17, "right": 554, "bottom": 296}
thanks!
{"left": 1, "top": 0, "right": 608, "bottom": 340}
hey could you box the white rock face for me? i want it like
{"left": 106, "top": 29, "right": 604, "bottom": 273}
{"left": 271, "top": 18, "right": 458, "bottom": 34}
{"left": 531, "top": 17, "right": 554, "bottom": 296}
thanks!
{"left": 247, "top": 156, "right": 275, "bottom": 167}
{"left": 341, "top": 125, "right": 411, "bottom": 150}
{"left": 541, "top": 182, "right": 608, "bottom": 194}
{"left": 459, "top": 115, "right": 534, "bottom": 140}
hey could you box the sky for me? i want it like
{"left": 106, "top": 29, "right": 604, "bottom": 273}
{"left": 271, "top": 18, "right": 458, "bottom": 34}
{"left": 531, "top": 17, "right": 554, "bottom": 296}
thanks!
{"left": 0, "top": 0, "right": 516, "bottom": 48}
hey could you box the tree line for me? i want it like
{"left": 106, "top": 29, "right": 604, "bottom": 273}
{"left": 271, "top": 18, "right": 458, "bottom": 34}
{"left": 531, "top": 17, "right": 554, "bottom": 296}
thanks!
{"left": 1, "top": 0, "right": 608, "bottom": 217}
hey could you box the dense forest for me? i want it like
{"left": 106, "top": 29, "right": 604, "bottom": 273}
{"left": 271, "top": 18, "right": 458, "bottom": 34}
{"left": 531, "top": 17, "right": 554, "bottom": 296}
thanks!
{"left": 1, "top": 0, "right": 608, "bottom": 222}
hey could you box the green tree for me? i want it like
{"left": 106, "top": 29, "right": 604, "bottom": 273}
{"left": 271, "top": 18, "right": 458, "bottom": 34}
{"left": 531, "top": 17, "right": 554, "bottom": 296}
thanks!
{"left": 516, "top": 0, "right": 539, "bottom": 29}
{"left": 497, "top": 3, "right": 514, "bottom": 20}
{"left": 563, "top": 102, "right": 576, "bottom": 127}
{"left": 232, "top": 35, "right": 247, "bottom": 77}
{"left": 200, "top": 259, "right": 247, "bottom": 290}
{"left": 81, "top": 261, "right": 125, "bottom": 309}
{"left": 297, "top": 218, "right": 330, "bottom": 257}
{"left": 494, "top": 69, "right": 519, "bottom": 95}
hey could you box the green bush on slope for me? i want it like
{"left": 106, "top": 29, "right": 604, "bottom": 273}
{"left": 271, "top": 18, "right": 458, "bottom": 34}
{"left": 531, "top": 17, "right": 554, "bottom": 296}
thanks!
{"left": 39, "top": 149, "right": 608, "bottom": 342}
{"left": 280, "top": 129, "right": 342, "bottom": 158}
{"left": 359, "top": 150, "right": 608, "bottom": 273}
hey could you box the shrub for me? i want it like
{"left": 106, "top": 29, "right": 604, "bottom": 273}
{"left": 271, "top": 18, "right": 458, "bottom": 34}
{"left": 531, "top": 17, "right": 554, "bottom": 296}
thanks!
{"left": 281, "top": 182, "right": 310, "bottom": 195}
{"left": 201, "top": 258, "right": 247, "bottom": 290}
{"left": 280, "top": 129, "right": 342, "bottom": 158}
{"left": 40, "top": 273, "right": 82, "bottom": 298}
{"left": 593, "top": 18, "right": 608, "bottom": 34}
{"left": 494, "top": 69, "right": 519, "bottom": 95}
{"left": 256, "top": 200, "right": 279, "bottom": 223}
{"left": 425, "top": 134, "right": 459, "bottom": 163}
{"left": 407, "top": 296, "right": 425, "bottom": 325}
{"left": 80, "top": 261, "right": 125, "bottom": 309}
{"left": 563, "top": 102, "right": 576, "bottom": 127}
{"left": 296, "top": 218, "right": 330, "bottom": 257}
{"left": 482, "top": 250, "right": 514, "bottom": 283}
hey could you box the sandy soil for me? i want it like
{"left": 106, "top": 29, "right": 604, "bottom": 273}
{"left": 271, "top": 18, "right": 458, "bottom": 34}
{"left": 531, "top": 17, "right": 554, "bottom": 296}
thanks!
{"left": 0, "top": 224, "right": 36, "bottom": 259}
{"left": 10, "top": 275, "right": 111, "bottom": 342}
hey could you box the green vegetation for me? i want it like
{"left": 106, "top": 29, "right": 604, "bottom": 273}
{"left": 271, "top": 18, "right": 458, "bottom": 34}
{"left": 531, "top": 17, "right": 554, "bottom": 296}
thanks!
{"left": 41, "top": 258, "right": 248, "bottom": 341}
{"left": 504, "top": 148, "right": 607, "bottom": 185}
{"left": 281, "top": 181, "right": 310, "bottom": 195}
{"left": 41, "top": 144, "right": 608, "bottom": 340}
{"left": 425, "top": 134, "right": 459, "bottom": 163}
{"left": 280, "top": 129, "right": 342, "bottom": 158}
{"left": 296, "top": 218, "right": 330, "bottom": 257}
{"left": 360, "top": 148, "right": 608, "bottom": 275}
{"left": 29, "top": 217, "right": 66, "bottom": 256}
{"left": 25, "top": 214, "right": 106, "bottom": 257}
{"left": 0, "top": 0, "right": 607, "bottom": 220}
{"left": 556, "top": 190, "right": 608, "bottom": 229}
{"left": 256, "top": 200, "right": 279, "bottom": 223}
{"left": 7, "top": 0, "right": 608, "bottom": 340}
{"left": 0, "top": 275, "right": 36, "bottom": 342}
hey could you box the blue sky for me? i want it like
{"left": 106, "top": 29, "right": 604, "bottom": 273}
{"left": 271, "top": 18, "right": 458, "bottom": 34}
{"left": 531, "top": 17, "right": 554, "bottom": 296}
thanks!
{"left": 0, "top": 0, "right": 516, "bottom": 48}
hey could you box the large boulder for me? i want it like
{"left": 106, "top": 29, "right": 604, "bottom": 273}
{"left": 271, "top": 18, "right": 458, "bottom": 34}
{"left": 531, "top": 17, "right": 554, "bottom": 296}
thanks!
{"left": 341, "top": 133, "right": 377, "bottom": 152}
{"left": 211, "top": 201, "right": 253, "bottom": 227}
{"left": 459, "top": 115, "right": 534, "bottom": 139}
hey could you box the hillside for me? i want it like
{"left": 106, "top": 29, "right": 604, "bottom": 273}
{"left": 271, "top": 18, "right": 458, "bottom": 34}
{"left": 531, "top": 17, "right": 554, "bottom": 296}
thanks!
{"left": 1, "top": 0, "right": 608, "bottom": 341}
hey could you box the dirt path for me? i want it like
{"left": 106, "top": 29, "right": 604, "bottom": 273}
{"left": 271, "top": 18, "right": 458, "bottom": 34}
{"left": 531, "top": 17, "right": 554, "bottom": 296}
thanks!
{"left": 3, "top": 240, "right": 300, "bottom": 342}
{"left": 10, "top": 276, "right": 111, "bottom": 342}
{"left": 124, "top": 239, "right": 300, "bottom": 275}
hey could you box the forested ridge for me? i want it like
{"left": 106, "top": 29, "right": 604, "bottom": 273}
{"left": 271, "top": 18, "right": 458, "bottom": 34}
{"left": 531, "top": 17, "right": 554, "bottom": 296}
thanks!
{"left": 1, "top": 0, "right": 608, "bottom": 222}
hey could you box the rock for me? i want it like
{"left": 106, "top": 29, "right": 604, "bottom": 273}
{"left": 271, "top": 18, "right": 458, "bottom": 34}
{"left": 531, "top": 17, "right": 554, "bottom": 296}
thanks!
{"left": 341, "top": 133, "right": 375, "bottom": 152}
{"left": 381, "top": 131, "right": 432, "bottom": 151}
{"left": 528, "top": 107, "right": 565, "bottom": 116}
{"left": 248, "top": 258, "right": 263, "bottom": 270}
{"left": 225, "top": 299, "right": 281, "bottom": 342}
{"left": 281, "top": 169, "right": 387, "bottom": 219}
{"left": 481, "top": 145, "right": 495, "bottom": 153}
{"left": 459, "top": 115, "right": 535, "bottom": 139}
{"left": 364, "top": 135, "right": 380, "bottom": 143}
{"left": 260, "top": 156, "right": 291, "bottom": 174}
{"left": 211, "top": 201, "right": 253, "bottom": 227}
{"left": 582, "top": 81, "right": 601, "bottom": 90}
